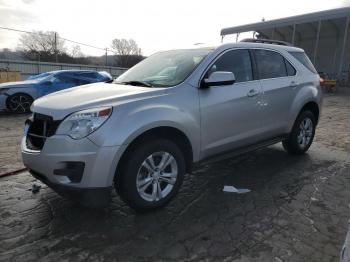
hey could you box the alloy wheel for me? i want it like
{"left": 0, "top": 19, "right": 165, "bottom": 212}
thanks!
{"left": 8, "top": 94, "right": 32, "bottom": 113}
{"left": 297, "top": 117, "right": 314, "bottom": 149}
{"left": 136, "top": 151, "right": 178, "bottom": 202}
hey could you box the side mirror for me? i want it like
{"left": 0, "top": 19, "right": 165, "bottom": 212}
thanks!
{"left": 201, "top": 71, "right": 235, "bottom": 88}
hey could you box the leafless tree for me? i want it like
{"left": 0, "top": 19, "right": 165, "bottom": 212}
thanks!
{"left": 18, "top": 31, "right": 66, "bottom": 61}
{"left": 111, "top": 38, "right": 142, "bottom": 67}
{"left": 70, "top": 45, "right": 83, "bottom": 58}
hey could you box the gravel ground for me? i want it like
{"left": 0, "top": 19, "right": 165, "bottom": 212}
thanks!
{"left": 0, "top": 88, "right": 350, "bottom": 261}
{"left": 0, "top": 113, "right": 27, "bottom": 174}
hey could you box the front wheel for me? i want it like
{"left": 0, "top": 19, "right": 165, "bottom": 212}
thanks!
{"left": 283, "top": 110, "right": 316, "bottom": 155}
{"left": 6, "top": 93, "right": 33, "bottom": 113}
{"left": 115, "top": 138, "right": 186, "bottom": 212}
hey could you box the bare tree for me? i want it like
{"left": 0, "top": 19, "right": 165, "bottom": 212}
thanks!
{"left": 111, "top": 38, "right": 142, "bottom": 67}
{"left": 70, "top": 45, "right": 83, "bottom": 58}
{"left": 18, "top": 31, "right": 66, "bottom": 61}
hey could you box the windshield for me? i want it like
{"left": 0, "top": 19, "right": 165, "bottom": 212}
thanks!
{"left": 115, "top": 48, "right": 212, "bottom": 87}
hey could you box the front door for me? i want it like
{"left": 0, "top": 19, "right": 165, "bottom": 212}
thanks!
{"left": 199, "top": 49, "right": 263, "bottom": 159}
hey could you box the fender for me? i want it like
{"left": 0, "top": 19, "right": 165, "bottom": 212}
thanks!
{"left": 88, "top": 89, "right": 201, "bottom": 161}
{"left": 287, "top": 81, "right": 322, "bottom": 132}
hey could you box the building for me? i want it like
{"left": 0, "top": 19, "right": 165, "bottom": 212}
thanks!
{"left": 221, "top": 7, "right": 350, "bottom": 84}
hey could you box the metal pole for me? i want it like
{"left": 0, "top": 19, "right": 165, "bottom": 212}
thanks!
{"left": 54, "top": 32, "right": 58, "bottom": 63}
{"left": 105, "top": 48, "right": 108, "bottom": 66}
{"left": 338, "top": 17, "right": 349, "bottom": 80}
{"left": 292, "top": 24, "right": 296, "bottom": 45}
{"left": 313, "top": 20, "right": 322, "bottom": 66}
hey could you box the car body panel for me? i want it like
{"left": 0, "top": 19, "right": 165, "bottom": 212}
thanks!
{"left": 199, "top": 80, "right": 264, "bottom": 159}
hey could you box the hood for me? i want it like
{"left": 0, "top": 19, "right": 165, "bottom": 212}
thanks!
{"left": 0, "top": 80, "right": 38, "bottom": 89}
{"left": 32, "top": 82, "right": 166, "bottom": 119}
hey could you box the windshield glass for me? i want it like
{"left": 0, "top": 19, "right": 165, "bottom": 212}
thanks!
{"left": 115, "top": 48, "right": 212, "bottom": 87}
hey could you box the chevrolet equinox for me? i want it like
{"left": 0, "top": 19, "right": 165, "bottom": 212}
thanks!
{"left": 22, "top": 40, "right": 322, "bottom": 211}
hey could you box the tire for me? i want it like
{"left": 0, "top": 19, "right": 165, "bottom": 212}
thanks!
{"left": 282, "top": 110, "right": 316, "bottom": 155}
{"left": 6, "top": 93, "right": 33, "bottom": 113}
{"left": 115, "top": 138, "right": 186, "bottom": 212}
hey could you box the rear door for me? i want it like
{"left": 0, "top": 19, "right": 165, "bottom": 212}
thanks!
{"left": 199, "top": 49, "right": 264, "bottom": 158}
{"left": 253, "top": 49, "right": 298, "bottom": 137}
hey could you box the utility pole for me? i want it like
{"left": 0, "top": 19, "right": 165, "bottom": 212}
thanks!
{"left": 105, "top": 48, "right": 108, "bottom": 66}
{"left": 54, "top": 32, "right": 58, "bottom": 63}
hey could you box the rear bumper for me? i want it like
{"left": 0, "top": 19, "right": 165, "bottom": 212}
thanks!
{"left": 30, "top": 169, "right": 111, "bottom": 207}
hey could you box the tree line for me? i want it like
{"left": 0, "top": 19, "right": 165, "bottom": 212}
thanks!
{"left": 3, "top": 30, "right": 145, "bottom": 68}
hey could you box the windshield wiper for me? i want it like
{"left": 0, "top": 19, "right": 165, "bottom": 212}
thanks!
{"left": 116, "top": 80, "right": 153, "bottom": 87}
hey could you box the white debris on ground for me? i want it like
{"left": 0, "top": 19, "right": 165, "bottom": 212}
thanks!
{"left": 223, "top": 185, "right": 251, "bottom": 194}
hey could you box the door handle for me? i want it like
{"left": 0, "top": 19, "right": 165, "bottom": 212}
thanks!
{"left": 247, "top": 89, "right": 259, "bottom": 97}
{"left": 290, "top": 80, "right": 299, "bottom": 87}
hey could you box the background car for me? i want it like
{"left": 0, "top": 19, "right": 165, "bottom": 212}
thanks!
{"left": 0, "top": 70, "right": 113, "bottom": 113}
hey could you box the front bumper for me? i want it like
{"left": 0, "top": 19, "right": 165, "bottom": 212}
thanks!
{"left": 0, "top": 94, "right": 8, "bottom": 111}
{"left": 30, "top": 169, "right": 111, "bottom": 207}
{"left": 22, "top": 134, "right": 126, "bottom": 207}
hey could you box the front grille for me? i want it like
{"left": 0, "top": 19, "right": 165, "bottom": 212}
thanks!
{"left": 26, "top": 113, "right": 61, "bottom": 151}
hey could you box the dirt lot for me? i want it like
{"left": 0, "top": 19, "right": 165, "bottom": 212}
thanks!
{"left": 0, "top": 113, "right": 27, "bottom": 174}
{"left": 0, "top": 88, "right": 350, "bottom": 261}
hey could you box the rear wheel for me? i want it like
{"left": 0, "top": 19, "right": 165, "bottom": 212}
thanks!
{"left": 6, "top": 93, "right": 33, "bottom": 113}
{"left": 115, "top": 138, "right": 186, "bottom": 212}
{"left": 282, "top": 110, "right": 316, "bottom": 155}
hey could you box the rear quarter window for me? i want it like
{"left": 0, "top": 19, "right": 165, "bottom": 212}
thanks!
{"left": 289, "top": 51, "right": 317, "bottom": 74}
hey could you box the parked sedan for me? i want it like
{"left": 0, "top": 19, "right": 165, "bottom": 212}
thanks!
{"left": 0, "top": 70, "right": 112, "bottom": 113}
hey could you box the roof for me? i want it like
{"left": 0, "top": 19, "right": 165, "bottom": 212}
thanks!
{"left": 221, "top": 6, "right": 350, "bottom": 36}
{"left": 217, "top": 42, "right": 303, "bottom": 52}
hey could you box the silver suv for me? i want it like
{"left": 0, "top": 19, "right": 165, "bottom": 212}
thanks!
{"left": 22, "top": 40, "right": 322, "bottom": 211}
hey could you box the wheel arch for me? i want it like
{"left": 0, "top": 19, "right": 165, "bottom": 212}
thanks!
{"left": 114, "top": 126, "right": 194, "bottom": 181}
{"left": 299, "top": 101, "right": 320, "bottom": 124}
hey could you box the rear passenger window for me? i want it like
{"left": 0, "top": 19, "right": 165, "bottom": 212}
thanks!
{"left": 208, "top": 49, "right": 253, "bottom": 83}
{"left": 285, "top": 59, "right": 296, "bottom": 76}
{"left": 254, "top": 50, "right": 287, "bottom": 79}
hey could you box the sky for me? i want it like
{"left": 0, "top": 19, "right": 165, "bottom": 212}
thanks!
{"left": 0, "top": 0, "right": 349, "bottom": 56}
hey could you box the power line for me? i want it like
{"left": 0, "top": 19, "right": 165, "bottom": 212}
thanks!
{"left": 0, "top": 26, "right": 50, "bottom": 36}
{"left": 60, "top": 37, "right": 106, "bottom": 51}
{"left": 0, "top": 25, "right": 116, "bottom": 53}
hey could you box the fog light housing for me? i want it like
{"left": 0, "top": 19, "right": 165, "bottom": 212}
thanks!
{"left": 53, "top": 162, "right": 85, "bottom": 183}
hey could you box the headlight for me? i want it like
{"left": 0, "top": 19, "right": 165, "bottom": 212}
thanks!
{"left": 0, "top": 88, "right": 9, "bottom": 95}
{"left": 56, "top": 107, "right": 112, "bottom": 139}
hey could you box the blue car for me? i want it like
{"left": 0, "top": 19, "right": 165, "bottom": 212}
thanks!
{"left": 0, "top": 70, "right": 112, "bottom": 113}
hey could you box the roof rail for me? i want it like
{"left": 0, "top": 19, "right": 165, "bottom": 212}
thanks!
{"left": 240, "top": 38, "right": 292, "bottom": 46}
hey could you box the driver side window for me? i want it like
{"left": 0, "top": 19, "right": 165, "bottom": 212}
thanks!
{"left": 208, "top": 49, "right": 253, "bottom": 83}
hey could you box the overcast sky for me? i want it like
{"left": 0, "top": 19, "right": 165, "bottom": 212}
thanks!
{"left": 0, "top": 0, "right": 349, "bottom": 56}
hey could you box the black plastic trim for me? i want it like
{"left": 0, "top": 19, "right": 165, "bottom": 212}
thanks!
{"left": 30, "top": 170, "right": 111, "bottom": 208}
